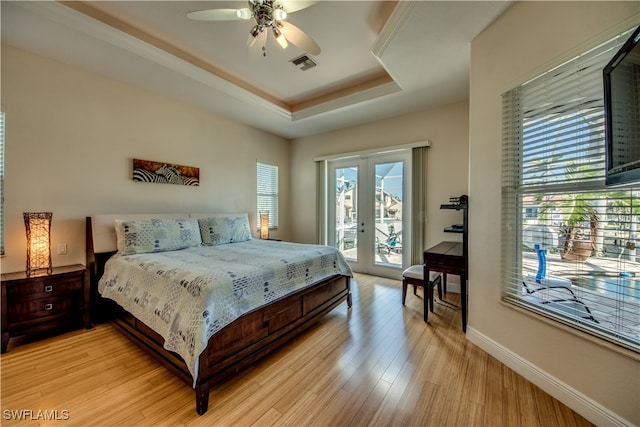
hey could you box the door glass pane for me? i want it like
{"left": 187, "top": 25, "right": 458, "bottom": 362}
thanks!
{"left": 374, "top": 161, "right": 403, "bottom": 267}
{"left": 335, "top": 166, "right": 358, "bottom": 261}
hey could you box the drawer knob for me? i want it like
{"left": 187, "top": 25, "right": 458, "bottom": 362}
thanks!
{"left": 45, "top": 303, "right": 53, "bottom": 311}
{"left": 44, "top": 285, "right": 53, "bottom": 292}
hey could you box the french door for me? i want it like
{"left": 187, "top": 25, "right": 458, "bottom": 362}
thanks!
{"left": 329, "top": 152, "right": 411, "bottom": 279}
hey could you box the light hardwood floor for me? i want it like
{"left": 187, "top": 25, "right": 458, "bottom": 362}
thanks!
{"left": 1, "top": 273, "right": 593, "bottom": 426}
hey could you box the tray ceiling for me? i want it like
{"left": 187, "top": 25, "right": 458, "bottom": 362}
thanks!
{"left": 1, "top": 1, "right": 512, "bottom": 138}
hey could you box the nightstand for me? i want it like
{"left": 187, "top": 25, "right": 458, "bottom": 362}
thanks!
{"left": 1, "top": 264, "right": 91, "bottom": 353}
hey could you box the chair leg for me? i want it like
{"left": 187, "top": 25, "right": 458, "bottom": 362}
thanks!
{"left": 402, "top": 278, "right": 408, "bottom": 305}
{"left": 403, "top": 275, "right": 437, "bottom": 321}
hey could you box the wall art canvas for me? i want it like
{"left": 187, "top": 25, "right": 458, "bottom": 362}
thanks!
{"left": 132, "top": 159, "right": 199, "bottom": 186}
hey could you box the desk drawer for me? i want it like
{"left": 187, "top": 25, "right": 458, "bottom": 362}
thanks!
{"left": 425, "top": 254, "right": 465, "bottom": 271}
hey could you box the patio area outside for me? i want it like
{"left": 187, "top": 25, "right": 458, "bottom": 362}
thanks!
{"left": 338, "top": 220, "right": 403, "bottom": 267}
{"left": 521, "top": 250, "right": 640, "bottom": 347}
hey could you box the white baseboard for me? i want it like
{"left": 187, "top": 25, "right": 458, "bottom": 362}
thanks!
{"left": 466, "top": 327, "right": 633, "bottom": 427}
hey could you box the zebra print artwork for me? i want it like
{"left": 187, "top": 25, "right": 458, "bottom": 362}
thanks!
{"left": 132, "top": 159, "right": 199, "bottom": 186}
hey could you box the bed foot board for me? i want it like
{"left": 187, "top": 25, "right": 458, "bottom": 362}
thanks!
{"left": 195, "top": 382, "right": 210, "bottom": 415}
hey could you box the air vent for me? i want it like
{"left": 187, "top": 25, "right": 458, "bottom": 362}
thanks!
{"left": 290, "top": 54, "right": 317, "bottom": 71}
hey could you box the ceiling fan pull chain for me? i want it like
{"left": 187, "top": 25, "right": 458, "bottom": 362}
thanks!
{"left": 262, "top": 29, "right": 267, "bottom": 57}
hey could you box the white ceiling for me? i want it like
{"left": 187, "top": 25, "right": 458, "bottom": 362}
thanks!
{"left": 1, "top": 1, "right": 512, "bottom": 139}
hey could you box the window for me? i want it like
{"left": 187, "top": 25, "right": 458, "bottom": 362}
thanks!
{"left": 256, "top": 162, "right": 278, "bottom": 229}
{"left": 502, "top": 28, "right": 639, "bottom": 352}
{"left": 0, "top": 111, "right": 4, "bottom": 256}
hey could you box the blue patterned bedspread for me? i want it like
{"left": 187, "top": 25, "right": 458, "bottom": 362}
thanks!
{"left": 98, "top": 239, "right": 352, "bottom": 385}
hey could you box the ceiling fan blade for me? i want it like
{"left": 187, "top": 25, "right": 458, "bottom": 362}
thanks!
{"left": 186, "top": 9, "right": 243, "bottom": 21}
{"left": 277, "top": 1, "right": 317, "bottom": 14}
{"left": 280, "top": 21, "right": 321, "bottom": 55}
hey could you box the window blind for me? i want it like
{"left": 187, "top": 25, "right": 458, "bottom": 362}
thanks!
{"left": 257, "top": 162, "right": 278, "bottom": 228}
{"left": 502, "top": 28, "right": 639, "bottom": 352}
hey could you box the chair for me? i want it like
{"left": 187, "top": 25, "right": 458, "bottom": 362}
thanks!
{"left": 402, "top": 265, "right": 442, "bottom": 322}
{"left": 522, "top": 244, "right": 598, "bottom": 323}
{"left": 376, "top": 235, "right": 402, "bottom": 254}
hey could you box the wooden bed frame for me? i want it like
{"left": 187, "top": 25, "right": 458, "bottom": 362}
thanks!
{"left": 85, "top": 215, "right": 352, "bottom": 415}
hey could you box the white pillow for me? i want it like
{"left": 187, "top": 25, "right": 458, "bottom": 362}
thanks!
{"left": 198, "top": 215, "right": 252, "bottom": 246}
{"left": 118, "top": 218, "right": 202, "bottom": 254}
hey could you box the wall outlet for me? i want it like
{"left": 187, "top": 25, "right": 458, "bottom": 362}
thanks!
{"left": 58, "top": 243, "right": 67, "bottom": 255}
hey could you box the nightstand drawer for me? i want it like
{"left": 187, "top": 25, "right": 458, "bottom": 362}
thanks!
{"left": 8, "top": 293, "right": 84, "bottom": 323}
{"left": 6, "top": 276, "right": 84, "bottom": 301}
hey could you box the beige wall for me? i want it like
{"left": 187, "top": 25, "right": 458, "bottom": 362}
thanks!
{"left": 1, "top": 45, "right": 291, "bottom": 273}
{"left": 290, "top": 101, "right": 469, "bottom": 250}
{"left": 469, "top": 2, "right": 639, "bottom": 425}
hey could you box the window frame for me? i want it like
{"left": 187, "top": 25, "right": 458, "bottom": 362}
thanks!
{"left": 501, "top": 28, "right": 640, "bottom": 353}
{"left": 256, "top": 161, "right": 279, "bottom": 230}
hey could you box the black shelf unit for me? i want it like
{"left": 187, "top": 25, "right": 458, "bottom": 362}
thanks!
{"left": 440, "top": 195, "right": 468, "bottom": 258}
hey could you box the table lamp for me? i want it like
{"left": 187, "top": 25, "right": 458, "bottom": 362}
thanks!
{"left": 24, "top": 212, "right": 52, "bottom": 277}
{"left": 259, "top": 211, "right": 269, "bottom": 240}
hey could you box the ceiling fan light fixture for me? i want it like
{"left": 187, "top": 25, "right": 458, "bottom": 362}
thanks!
{"left": 247, "top": 25, "right": 260, "bottom": 47}
{"left": 236, "top": 8, "right": 252, "bottom": 20}
{"left": 273, "top": 27, "right": 288, "bottom": 49}
{"left": 273, "top": 8, "right": 287, "bottom": 21}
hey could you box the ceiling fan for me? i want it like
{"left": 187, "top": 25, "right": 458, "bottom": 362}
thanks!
{"left": 187, "top": 1, "right": 321, "bottom": 57}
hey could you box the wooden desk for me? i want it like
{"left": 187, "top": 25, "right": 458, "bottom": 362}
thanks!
{"left": 424, "top": 241, "right": 468, "bottom": 332}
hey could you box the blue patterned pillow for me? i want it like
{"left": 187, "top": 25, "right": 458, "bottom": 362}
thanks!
{"left": 120, "top": 218, "right": 202, "bottom": 254}
{"left": 198, "top": 216, "right": 252, "bottom": 246}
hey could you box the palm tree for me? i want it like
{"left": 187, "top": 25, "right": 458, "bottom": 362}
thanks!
{"left": 535, "top": 164, "right": 601, "bottom": 261}
{"left": 558, "top": 200, "right": 599, "bottom": 261}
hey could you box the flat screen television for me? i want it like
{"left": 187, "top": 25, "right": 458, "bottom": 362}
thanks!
{"left": 603, "top": 25, "right": 640, "bottom": 186}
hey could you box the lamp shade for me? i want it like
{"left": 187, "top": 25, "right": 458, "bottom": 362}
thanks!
{"left": 236, "top": 7, "right": 251, "bottom": 20}
{"left": 259, "top": 211, "right": 269, "bottom": 240}
{"left": 273, "top": 8, "right": 287, "bottom": 21}
{"left": 24, "top": 212, "right": 52, "bottom": 276}
{"left": 273, "top": 27, "right": 288, "bottom": 49}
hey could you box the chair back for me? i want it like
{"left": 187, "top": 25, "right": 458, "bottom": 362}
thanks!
{"left": 534, "top": 243, "right": 546, "bottom": 283}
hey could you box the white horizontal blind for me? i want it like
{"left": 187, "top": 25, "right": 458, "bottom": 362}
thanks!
{"left": 0, "top": 111, "right": 5, "bottom": 256}
{"left": 256, "top": 162, "right": 278, "bottom": 228}
{"left": 502, "top": 28, "right": 640, "bottom": 352}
